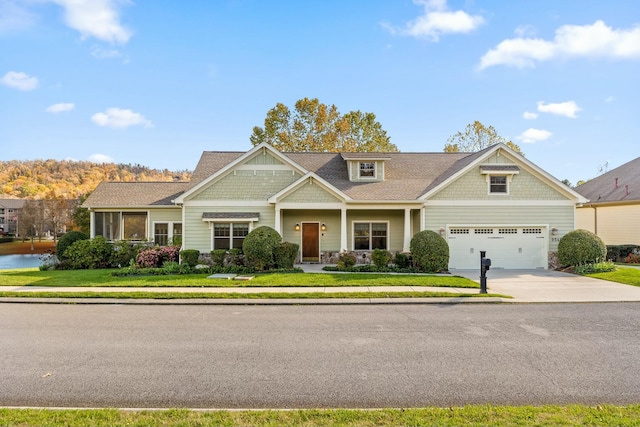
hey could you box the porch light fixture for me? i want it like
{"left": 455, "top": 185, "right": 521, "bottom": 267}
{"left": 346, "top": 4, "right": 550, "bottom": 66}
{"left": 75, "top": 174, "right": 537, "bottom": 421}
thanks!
{"left": 551, "top": 227, "right": 558, "bottom": 236}
{"left": 321, "top": 223, "right": 326, "bottom": 231}
{"left": 295, "top": 223, "right": 300, "bottom": 231}
{"left": 439, "top": 227, "right": 446, "bottom": 236}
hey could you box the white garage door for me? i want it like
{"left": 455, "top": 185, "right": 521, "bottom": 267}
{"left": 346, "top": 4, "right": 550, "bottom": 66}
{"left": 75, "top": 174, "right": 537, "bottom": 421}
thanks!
{"left": 447, "top": 226, "right": 547, "bottom": 269}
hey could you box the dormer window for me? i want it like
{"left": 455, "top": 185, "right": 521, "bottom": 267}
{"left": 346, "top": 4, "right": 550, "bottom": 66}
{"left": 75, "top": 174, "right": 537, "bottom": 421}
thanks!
{"left": 359, "top": 162, "right": 376, "bottom": 178}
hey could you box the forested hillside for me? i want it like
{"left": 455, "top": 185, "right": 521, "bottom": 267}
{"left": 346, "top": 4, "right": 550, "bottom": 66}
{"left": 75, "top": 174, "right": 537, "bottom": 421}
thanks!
{"left": 0, "top": 160, "right": 192, "bottom": 199}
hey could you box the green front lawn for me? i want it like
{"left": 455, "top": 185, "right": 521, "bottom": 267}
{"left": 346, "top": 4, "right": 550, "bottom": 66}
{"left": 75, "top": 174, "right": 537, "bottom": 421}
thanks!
{"left": 1, "top": 405, "right": 639, "bottom": 427}
{"left": 0, "top": 268, "right": 478, "bottom": 288}
{"left": 588, "top": 267, "right": 640, "bottom": 287}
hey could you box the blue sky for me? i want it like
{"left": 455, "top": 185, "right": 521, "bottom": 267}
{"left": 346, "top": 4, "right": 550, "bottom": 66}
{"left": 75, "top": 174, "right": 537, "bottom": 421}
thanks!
{"left": 1, "top": 0, "right": 639, "bottom": 185}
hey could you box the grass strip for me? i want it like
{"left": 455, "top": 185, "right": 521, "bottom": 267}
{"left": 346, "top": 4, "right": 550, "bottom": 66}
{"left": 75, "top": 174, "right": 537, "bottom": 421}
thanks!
{"left": 1, "top": 405, "right": 639, "bottom": 427}
{"left": 0, "top": 269, "right": 479, "bottom": 288}
{"left": 0, "top": 291, "right": 504, "bottom": 299}
{"left": 588, "top": 267, "right": 640, "bottom": 287}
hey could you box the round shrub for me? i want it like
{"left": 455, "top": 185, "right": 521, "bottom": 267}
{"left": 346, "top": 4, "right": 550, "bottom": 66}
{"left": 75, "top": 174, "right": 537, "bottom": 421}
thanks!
{"left": 63, "top": 236, "right": 114, "bottom": 269}
{"left": 410, "top": 230, "right": 449, "bottom": 273}
{"left": 242, "top": 226, "right": 282, "bottom": 270}
{"left": 558, "top": 229, "right": 607, "bottom": 267}
{"left": 371, "top": 249, "right": 391, "bottom": 270}
{"left": 273, "top": 242, "right": 299, "bottom": 269}
{"left": 56, "top": 230, "right": 88, "bottom": 260}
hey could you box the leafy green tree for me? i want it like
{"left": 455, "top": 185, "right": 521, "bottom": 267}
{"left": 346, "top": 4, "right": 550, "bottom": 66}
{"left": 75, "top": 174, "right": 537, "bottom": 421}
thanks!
{"left": 444, "top": 121, "right": 523, "bottom": 154}
{"left": 250, "top": 98, "right": 398, "bottom": 152}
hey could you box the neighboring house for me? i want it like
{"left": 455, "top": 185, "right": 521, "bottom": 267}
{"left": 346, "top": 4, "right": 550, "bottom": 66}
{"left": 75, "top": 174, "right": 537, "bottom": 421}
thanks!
{"left": 0, "top": 198, "right": 25, "bottom": 235}
{"left": 575, "top": 157, "right": 640, "bottom": 245}
{"left": 83, "top": 143, "right": 586, "bottom": 270}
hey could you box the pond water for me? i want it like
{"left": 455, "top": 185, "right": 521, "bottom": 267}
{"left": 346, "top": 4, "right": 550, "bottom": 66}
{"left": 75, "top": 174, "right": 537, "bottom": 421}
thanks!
{"left": 0, "top": 254, "right": 42, "bottom": 270}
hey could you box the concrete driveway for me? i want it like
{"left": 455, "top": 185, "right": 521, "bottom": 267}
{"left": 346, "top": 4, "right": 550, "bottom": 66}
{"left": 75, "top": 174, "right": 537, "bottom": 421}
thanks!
{"left": 452, "top": 269, "right": 640, "bottom": 302}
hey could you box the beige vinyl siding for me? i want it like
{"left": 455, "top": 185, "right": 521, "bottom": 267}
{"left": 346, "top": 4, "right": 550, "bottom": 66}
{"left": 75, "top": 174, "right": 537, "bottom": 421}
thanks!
{"left": 191, "top": 170, "right": 301, "bottom": 201}
{"left": 424, "top": 205, "right": 575, "bottom": 252}
{"left": 431, "top": 166, "right": 567, "bottom": 201}
{"left": 347, "top": 210, "right": 404, "bottom": 251}
{"left": 282, "top": 210, "right": 341, "bottom": 252}
{"left": 280, "top": 180, "right": 342, "bottom": 203}
{"left": 576, "top": 207, "right": 596, "bottom": 233}
{"left": 183, "top": 205, "right": 275, "bottom": 253}
{"left": 149, "top": 208, "right": 182, "bottom": 223}
{"left": 577, "top": 204, "right": 640, "bottom": 245}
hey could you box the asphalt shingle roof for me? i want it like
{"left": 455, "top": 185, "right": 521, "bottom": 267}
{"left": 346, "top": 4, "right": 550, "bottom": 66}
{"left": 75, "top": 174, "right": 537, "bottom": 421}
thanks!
{"left": 83, "top": 182, "right": 190, "bottom": 207}
{"left": 83, "top": 146, "right": 501, "bottom": 207}
{"left": 575, "top": 157, "right": 640, "bottom": 204}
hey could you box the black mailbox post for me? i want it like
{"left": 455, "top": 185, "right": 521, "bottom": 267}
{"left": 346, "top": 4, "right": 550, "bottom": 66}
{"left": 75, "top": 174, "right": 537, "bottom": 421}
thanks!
{"left": 480, "top": 250, "right": 491, "bottom": 294}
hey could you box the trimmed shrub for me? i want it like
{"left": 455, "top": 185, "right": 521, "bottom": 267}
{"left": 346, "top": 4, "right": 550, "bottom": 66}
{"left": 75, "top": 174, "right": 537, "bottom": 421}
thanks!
{"left": 136, "top": 246, "right": 181, "bottom": 268}
{"left": 180, "top": 249, "right": 200, "bottom": 267}
{"left": 111, "top": 240, "right": 145, "bottom": 267}
{"left": 393, "top": 252, "right": 410, "bottom": 269}
{"left": 607, "top": 245, "right": 640, "bottom": 262}
{"left": 273, "top": 242, "right": 299, "bottom": 269}
{"left": 242, "top": 226, "right": 282, "bottom": 270}
{"left": 558, "top": 229, "right": 606, "bottom": 267}
{"left": 210, "top": 249, "right": 227, "bottom": 266}
{"left": 56, "top": 230, "right": 88, "bottom": 260}
{"left": 372, "top": 249, "right": 392, "bottom": 269}
{"left": 410, "top": 230, "right": 449, "bottom": 273}
{"left": 63, "top": 236, "right": 114, "bottom": 269}
{"left": 337, "top": 252, "right": 357, "bottom": 269}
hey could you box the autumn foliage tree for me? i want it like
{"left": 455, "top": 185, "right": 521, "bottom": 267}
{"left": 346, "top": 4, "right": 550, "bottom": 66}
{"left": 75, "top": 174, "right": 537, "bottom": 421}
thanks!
{"left": 444, "top": 121, "right": 523, "bottom": 155}
{"left": 250, "top": 98, "right": 398, "bottom": 152}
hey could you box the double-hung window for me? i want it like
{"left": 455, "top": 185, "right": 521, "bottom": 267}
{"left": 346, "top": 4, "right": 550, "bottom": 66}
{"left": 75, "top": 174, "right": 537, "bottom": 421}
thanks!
{"left": 489, "top": 176, "right": 508, "bottom": 194}
{"left": 354, "top": 222, "right": 388, "bottom": 250}
{"left": 359, "top": 162, "right": 375, "bottom": 178}
{"left": 214, "top": 223, "right": 249, "bottom": 250}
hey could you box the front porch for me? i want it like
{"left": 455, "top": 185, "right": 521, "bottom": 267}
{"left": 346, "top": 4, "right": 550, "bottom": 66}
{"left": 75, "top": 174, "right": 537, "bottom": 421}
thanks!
{"left": 275, "top": 207, "right": 424, "bottom": 264}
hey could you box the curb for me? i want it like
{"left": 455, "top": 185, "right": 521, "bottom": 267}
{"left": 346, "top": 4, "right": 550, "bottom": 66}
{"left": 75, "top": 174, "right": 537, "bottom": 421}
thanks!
{"left": 0, "top": 297, "right": 507, "bottom": 305}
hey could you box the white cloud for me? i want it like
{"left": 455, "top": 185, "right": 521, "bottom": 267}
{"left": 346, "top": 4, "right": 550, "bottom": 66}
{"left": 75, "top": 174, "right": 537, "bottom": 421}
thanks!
{"left": 1, "top": 71, "right": 38, "bottom": 90}
{"left": 45, "top": 102, "right": 75, "bottom": 113}
{"left": 49, "top": 0, "right": 132, "bottom": 44}
{"left": 479, "top": 20, "right": 640, "bottom": 69}
{"left": 517, "top": 128, "right": 552, "bottom": 143}
{"left": 88, "top": 153, "right": 114, "bottom": 163}
{"left": 91, "top": 107, "right": 153, "bottom": 128}
{"left": 537, "top": 100, "right": 581, "bottom": 118}
{"left": 384, "top": 0, "right": 484, "bottom": 41}
{"left": 523, "top": 111, "right": 538, "bottom": 120}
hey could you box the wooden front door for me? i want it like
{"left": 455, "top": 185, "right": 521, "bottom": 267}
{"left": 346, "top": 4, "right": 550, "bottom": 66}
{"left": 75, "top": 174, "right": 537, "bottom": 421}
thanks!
{"left": 302, "top": 222, "right": 320, "bottom": 262}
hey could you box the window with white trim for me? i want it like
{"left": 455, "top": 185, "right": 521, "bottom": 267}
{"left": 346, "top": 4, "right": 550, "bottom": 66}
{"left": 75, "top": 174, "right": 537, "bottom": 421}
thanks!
{"left": 489, "top": 175, "right": 508, "bottom": 194}
{"left": 213, "top": 223, "right": 249, "bottom": 250}
{"left": 359, "top": 162, "right": 376, "bottom": 178}
{"left": 354, "top": 222, "right": 388, "bottom": 250}
{"left": 154, "top": 222, "right": 182, "bottom": 246}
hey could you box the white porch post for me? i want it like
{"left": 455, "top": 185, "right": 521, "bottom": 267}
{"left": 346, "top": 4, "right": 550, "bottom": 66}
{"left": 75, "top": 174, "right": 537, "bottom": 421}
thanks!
{"left": 420, "top": 206, "right": 425, "bottom": 232}
{"left": 89, "top": 210, "right": 95, "bottom": 238}
{"left": 274, "top": 206, "right": 281, "bottom": 235}
{"left": 403, "top": 208, "right": 411, "bottom": 252}
{"left": 340, "top": 207, "right": 347, "bottom": 252}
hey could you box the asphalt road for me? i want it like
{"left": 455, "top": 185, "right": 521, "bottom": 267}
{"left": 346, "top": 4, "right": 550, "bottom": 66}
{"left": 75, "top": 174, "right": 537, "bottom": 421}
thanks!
{"left": 1, "top": 302, "right": 639, "bottom": 408}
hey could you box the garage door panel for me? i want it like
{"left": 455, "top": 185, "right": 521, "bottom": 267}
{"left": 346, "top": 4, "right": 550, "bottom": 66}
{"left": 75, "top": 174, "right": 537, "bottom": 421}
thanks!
{"left": 448, "top": 227, "right": 546, "bottom": 269}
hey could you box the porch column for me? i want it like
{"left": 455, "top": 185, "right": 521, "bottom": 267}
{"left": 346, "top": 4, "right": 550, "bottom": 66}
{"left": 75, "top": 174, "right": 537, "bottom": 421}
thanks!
{"left": 340, "top": 207, "right": 347, "bottom": 252}
{"left": 403, "top": 208, "right": 411, "bottom": 252}
{"left": 274, "top": 207, "right": 281, "bottom": 235}
{"left": 90, "top": 210, "right": 95, "bottom": 238}
{"left": 420, "top": 206, "right": 425, "bottom": 232}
